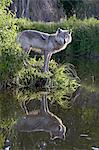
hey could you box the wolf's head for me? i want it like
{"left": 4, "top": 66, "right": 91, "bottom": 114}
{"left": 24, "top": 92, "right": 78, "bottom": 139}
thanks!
{"left": 48, "top": 115, "right": 67, "bottom": 140}
{"left": 56, "top": 28, "right": 72, "bottom": 45}
{"left": 50, "top": 123, "right": 67, "bottom": 140}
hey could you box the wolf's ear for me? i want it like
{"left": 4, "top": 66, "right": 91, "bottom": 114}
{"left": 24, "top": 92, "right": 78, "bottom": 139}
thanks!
{"left": 69, "top": 29, "right": 72, "bottom": 35}
{"left": 50, "top": 132, "right": 56, "bottom": 140}
{"left": 56, "top": 28, "right": 62, "bottom": 34}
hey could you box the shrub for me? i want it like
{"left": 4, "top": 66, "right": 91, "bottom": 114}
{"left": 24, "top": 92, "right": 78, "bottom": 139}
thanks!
{"left": 16, "top": 17, "right": 99, "bottom": 62}
{"left": 0, "top": 1, "right": 25, "bottom": 88}
{"left": 0, "top": 2, "right": 80, "bottom": 90}
{"left": 16, "top": 58, "right": 80, "bottom": 91}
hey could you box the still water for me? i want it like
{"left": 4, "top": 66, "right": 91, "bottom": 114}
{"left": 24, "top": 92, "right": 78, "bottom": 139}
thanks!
{"left": 0, "top": 58, "right": 99, "bottom": 150}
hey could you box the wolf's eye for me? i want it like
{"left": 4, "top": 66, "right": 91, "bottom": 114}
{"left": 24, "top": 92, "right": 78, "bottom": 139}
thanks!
{"left": 58, "top": 125, "right": 62, "bottom": 131}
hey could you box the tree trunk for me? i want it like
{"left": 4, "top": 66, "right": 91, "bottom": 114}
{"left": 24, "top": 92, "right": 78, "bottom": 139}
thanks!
{"left": 25, "top": 0, "right": 30, "bottom": 18}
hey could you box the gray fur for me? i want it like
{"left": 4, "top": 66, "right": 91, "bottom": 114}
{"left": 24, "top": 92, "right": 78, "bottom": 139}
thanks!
{"left": 17, "top": 28, "right": 72, "bottom": 72}
{"left": 16, "top": 94, "right": 66, "bottom": 140}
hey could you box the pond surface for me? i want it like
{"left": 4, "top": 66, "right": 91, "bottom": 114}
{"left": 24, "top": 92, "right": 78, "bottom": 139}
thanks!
{"left": 0, "top": 58, "right": 99, "bottom": 150}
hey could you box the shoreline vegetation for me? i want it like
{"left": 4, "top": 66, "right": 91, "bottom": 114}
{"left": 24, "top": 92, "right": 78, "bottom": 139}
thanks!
{"left": 17, "top": 17, "right": 99, "bottom": 59}
{"left": 0, "top": 1, "right": 99, "bottom": 91}
{"left": 0, "top": 1, "right": 99, "bottom": 149}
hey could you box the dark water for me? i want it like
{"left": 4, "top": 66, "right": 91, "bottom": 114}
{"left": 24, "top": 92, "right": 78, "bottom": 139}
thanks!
{"left": 0, "top": 58, "right": 99, "bottom": 150}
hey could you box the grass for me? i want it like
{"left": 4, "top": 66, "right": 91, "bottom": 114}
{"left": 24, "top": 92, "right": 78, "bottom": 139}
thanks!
{"left": 16, "top": 17, "right": 99, "bottom": 62}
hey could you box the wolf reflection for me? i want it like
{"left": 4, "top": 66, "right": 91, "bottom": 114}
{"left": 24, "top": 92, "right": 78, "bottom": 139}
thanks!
{"left": 16, "top": 93, "right": 67, "bottom": 140}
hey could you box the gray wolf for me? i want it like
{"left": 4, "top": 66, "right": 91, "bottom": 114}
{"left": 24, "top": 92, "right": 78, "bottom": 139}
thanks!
{"left": 16, "top": 94, "right": 66, "bottom": 140}
{"left": 17, "top": 28, "right": 72, "bottom": 72}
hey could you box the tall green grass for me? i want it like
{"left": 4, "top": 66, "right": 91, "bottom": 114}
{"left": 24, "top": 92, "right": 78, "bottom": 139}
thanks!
{"left": 0, "top": 4, "right": 79, "bottom": 90}
{"left": 16, "top": 17, "right": 99, "bottom": 62}
{"left": 1, "top": 0, "right": 98, "bottom": 90}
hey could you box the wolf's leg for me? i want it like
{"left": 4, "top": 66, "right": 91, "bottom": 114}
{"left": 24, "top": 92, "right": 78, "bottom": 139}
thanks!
{"left": 44, "top": 51, "right": 48, "bottom": 72}
{"left": 22, "top": 46, "right": 30, "bottom": 66}
{"left": 40, "top": 93, "right": 50, "bottom": 115}
{"left": 20, "top": 101, "right": 29, "bottom": 115}
{"left": 44, "top": 51, "right": 52, "bottom": 72}
{"left": 44, "top": 94, "right": 50, "bottom": 113}
{"left": 46, "top": 53, "right": 52, "bottom": 71}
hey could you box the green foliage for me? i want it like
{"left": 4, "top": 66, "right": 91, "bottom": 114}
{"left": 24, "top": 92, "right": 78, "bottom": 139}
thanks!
{"left": 0, "top": 0, "right": 12, "bottom": 7}
{"left": 60, "top": 0, "right": 99, "bottom": 19}
{"left": 16, "top": 89, "right": 71, "bottom": 110}
{"left": 16, "top": 17, "right": 99, "bottom": 62}
{"left": 16, "top": 58, "right": 80, "bottom": 90}
{"left": 60, "top": 0, "right": 83, "bottom": 17}
{"left": 0, "top": 89, "right": 19, "bottom": 149}
{"left": 0, "top": 2, "right": 80, "bottom": 90}
{"left": 0, "top": 3, "right": 25, "bottom": 88}
{"left": 50, "top": 62, "right": 79, "bottom": 90}
{"left": 0, "top": 88, "right": 73, "bottom": 149}
{"left": 68, "top": 18, "right": 99, "bottom": 57}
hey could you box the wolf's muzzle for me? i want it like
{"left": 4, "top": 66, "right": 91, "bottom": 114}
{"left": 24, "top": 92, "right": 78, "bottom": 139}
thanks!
{"left": 64, "top": 39, "right": 66, "bottom": 44}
